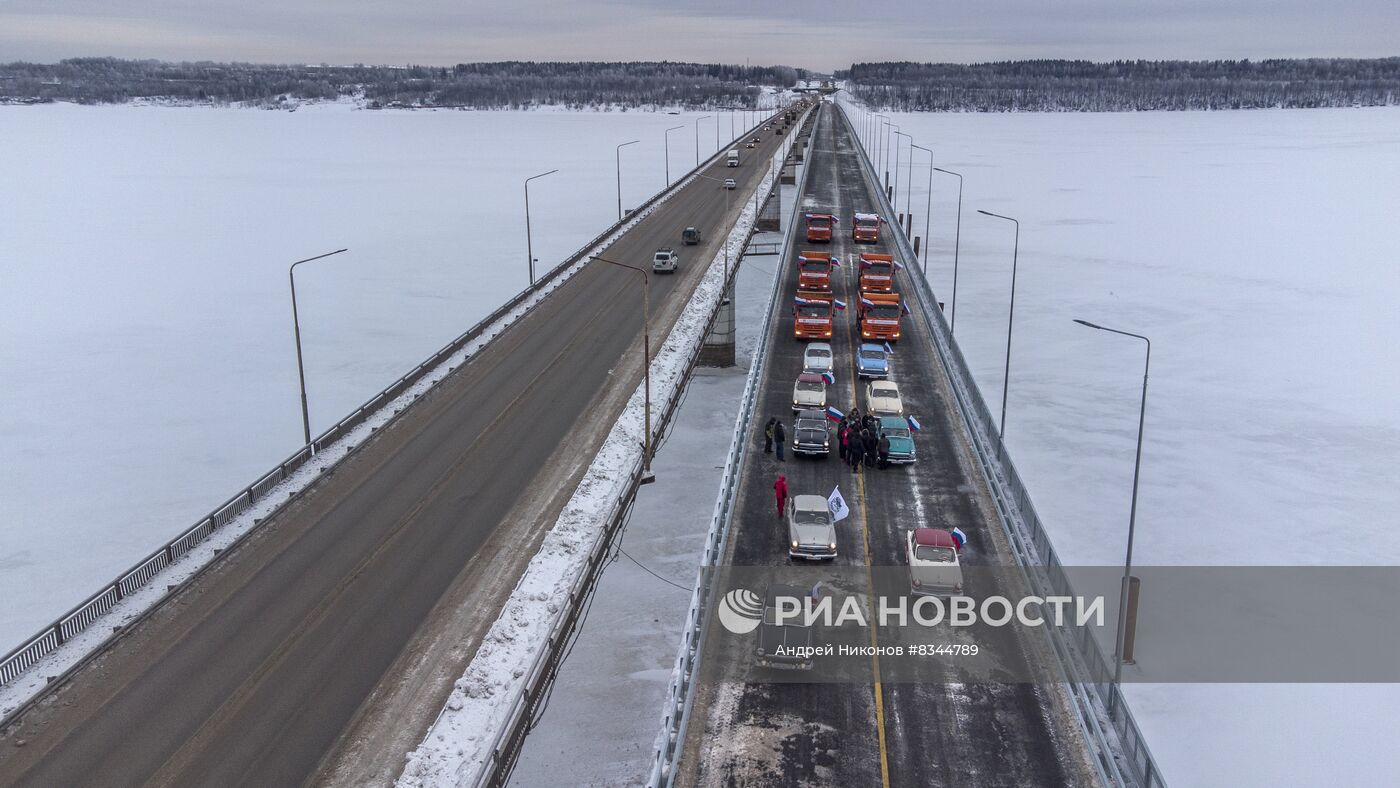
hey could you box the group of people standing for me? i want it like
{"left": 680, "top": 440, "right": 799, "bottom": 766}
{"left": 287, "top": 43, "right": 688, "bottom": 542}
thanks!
{"left": 838, "top": 408, "right": 890, "bottom": 472}
{"left": 763, "top": 408, "right": 891, "bottom": 472}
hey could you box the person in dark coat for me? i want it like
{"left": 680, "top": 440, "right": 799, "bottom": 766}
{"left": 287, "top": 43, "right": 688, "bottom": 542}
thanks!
{"left": 863, "top": 428, "right": 878, "bottom": 467}
{"left": 878, "top": 434, "right": 891, "bottom": 469}
{"left": 764, "top": 417, "right": 776, "bottom": 453}
{"left": 773, "top": 419, "right": 787, "bottom": 461}
{"left": 848, "top": 428, "right": 862, "bottom": 473}
{"left": 774, "top": 474, "right": 788, "bottom": 519}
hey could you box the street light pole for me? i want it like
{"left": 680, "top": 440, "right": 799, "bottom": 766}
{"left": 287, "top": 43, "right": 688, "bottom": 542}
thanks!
{"left": 977, "top": 209, "right": 1019, "bottom": 454}
{"left": 933, "top": 167, "right": 964, "bottom": 334}
{"left": 694, "top": 114, "right": 712, "bottom": 166}
{"left": 615, "top": 140, "right": 640, "bottom": 221}
{"left": 892, "top": 130, "right": 911, "bottom": 214}
{"left": 591, "top": 254, "right": 655, "bottom": 480}
{"left": 911, "top": 144, "right": 933, "bottom": 273}
{"left": 664, "top": 125, "right": 684, "bottom": 186}
{"left": 884, "top": 123, "right": 898, "bottom": 196}
{"left": 874, "top": 114, "right": 888, "bottom": 175}
{"left": 524, "top": 169, "right": 559, "bottom": 285}
{"left": 1073, "top": 318, "right": 1151, "bottom": 716}
{"left": 288, "top": 248, "right": 348, "bottom": 448}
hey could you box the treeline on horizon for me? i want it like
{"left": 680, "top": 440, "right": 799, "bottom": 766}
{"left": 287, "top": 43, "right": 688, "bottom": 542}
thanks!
{"left": 841, "top": 58, "right": 1400, "bottom": 111}
{"left": 0, "top": 58, "right": 809, "bottom": 109}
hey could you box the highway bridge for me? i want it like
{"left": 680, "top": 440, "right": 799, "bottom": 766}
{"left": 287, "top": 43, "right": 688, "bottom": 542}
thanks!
{"left": 0, "top": 100, "right": 1162, "bottom": 786}
{"left": 671, "top": 104, "right": 1098, "bottom": 787}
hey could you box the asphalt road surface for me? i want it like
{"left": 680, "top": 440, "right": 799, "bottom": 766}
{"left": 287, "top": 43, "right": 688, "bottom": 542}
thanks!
{"left": 675, "top": 106, "right": 1100, "bottom": 787}
{"left": 0, "top": 108, "right": 804, "bottom": 787}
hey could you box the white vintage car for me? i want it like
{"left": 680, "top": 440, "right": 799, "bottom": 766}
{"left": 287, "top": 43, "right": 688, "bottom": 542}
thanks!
{"left": 906, "top": 528, "right": 963, "bottom": 596}
{"left": 865, "top": 379, "right": 904, "bottom": 416}
{"left": 802, "top": 342, "right": 834, "bottom": 377}
{"left": 792, "top": 372, "right": 827, "bottom": 412}
{"left": 788, "top": 494, "right": 837, "bottom": 560}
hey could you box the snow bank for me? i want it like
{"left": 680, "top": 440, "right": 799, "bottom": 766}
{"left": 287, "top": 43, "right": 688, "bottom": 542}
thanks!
{"left": 396, "top": 154, "right": 781, "bottom": 788}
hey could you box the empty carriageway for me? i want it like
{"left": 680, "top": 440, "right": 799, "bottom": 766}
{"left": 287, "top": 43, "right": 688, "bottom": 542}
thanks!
{"left": 673, "top": 105, "right": 1102, "bottom": 787}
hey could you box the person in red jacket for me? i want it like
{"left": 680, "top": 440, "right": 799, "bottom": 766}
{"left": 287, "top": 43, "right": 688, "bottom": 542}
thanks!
{"left": 774, "top": 474, "right": 788, "bottom": 519}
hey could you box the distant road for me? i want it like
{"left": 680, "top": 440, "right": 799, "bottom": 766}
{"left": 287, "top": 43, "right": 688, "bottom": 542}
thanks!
{"left": 675, "top": 105, "right": 1100, "bottom": 786}
{"left": 0, "top": 114, "right": 794, "bottom": 787}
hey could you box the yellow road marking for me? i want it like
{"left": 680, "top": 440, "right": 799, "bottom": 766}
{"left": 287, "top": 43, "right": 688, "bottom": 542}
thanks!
{"left": 844, "top": 247, "right": 892, "bottom": 788}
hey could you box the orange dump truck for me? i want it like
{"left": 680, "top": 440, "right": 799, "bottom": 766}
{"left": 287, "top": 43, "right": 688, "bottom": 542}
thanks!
{"left": 858, "top": 253, "right": 898, "bottom": 293}
{"left": 859, "top": 292, "right": 903, "bottom": 342}
{"left": 793, "top": 290, "right": 835, "bottom": 340}
{"left": 796, "top": 251, "right": 836, "bottom": 291}
{"left": 852, "top": 212, "right": 883, "bottom": 243}
{"left": 804, "top": 213, "right": 836, "bottom": 243}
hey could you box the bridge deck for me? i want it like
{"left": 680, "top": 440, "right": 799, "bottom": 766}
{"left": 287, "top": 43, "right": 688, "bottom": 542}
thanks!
{"left": 0, "top": 114, "right": 794, "bottom": 786}
{"left": 675, "top": 106, "right": 1100, "bottom": 786}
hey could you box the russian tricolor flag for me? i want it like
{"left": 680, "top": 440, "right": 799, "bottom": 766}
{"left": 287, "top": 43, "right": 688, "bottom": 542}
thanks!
{"left": 901, "top": 302, "right": 911, "bottom": 316}
{"left": 830, "top": 255, "right": 841, "bottom": 267}
{"left": 883, "top": 342, "right": 894, "bottom": 354}
{"left": 906, "top": 415, "right": 922, "bottom": 432}
{"left": 950, "top": 527, "right": 967, "bottom": 549}
{"left": 795, "top": 295, "right": 815, "bottom": 306}
{"left": 832, "top": 299, "right": 847, "bottom": 310}
{"left": 859, "top": 257, "right": 872, "bottom": 269}
{"left": 822, "top": 371, "right": 836, "bottom": 385}
{"left": 894, "top": 260, "right": 906, "bottom": 271}
{"left": 825, "top": 406, "right": 844, "bottom": 422}
{"left": 860, "top": 297, "right": 876, "bottom": 308}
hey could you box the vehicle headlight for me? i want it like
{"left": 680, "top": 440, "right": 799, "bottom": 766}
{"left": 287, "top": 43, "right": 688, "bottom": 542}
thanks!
{"left": 791, "top": 540, "right": 799, "bottom": 549}
{"left": 828, "top": 542, "right": 837, "bottom": 551}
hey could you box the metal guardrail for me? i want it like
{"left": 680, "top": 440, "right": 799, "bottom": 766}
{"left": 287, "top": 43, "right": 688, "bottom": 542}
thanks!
{"left": 646, "top": 103, "right": 822, "bottom": 788}
{"left": 0, "top": 107, "right": 797, "bottom": 717}
{"left": 833, "top": 98, "right": 1165, "bottom": 788}
{"left": 467, "top": 108, "right": 814, "bottom": 788}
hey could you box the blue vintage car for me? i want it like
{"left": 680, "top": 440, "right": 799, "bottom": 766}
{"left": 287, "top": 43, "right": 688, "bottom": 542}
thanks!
{"left": 877, "top": 415, "right": 917, "bottom": 464}
{"left": 855, "top": 342, "right": 890, "bottom": 378}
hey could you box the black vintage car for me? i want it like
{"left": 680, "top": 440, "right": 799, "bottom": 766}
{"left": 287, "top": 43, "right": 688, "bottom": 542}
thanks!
{"left": 755, "top": 584, "right": 815, "bottom": 670}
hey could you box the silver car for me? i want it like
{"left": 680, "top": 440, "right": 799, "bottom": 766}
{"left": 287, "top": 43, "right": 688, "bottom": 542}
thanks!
{"left": 802, "top": 342, "right": 834, "bottom": 377}
{"left": 865, "top": 380, "right": 904, "bottom": 416}
{"left": 788, "top": 494, "right": 837, "bottom": 560}
{"left": 792, "top": 372, "right": 826, "bottom": 411}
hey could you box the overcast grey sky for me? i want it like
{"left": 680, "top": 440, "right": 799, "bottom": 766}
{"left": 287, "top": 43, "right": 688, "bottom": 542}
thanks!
{"left": 1, "top": 0, "right": 1397, "bottom": 72}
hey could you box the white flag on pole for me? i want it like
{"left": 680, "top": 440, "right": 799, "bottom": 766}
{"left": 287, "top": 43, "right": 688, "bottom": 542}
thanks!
{"left": 827, "top": 486, "right": 850, "bottom": 522}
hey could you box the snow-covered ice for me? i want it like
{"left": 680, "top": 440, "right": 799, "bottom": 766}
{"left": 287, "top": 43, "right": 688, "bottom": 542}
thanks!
{"left": 0, "top": 102, "right": 746, "bottom": 651}
{"left": 865, "top": 105, "right": 1400, "bottom": 787}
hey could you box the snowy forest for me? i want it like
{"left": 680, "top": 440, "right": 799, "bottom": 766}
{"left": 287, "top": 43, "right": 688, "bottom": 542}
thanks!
{"left": 843, "top": 59, "right": 1400, "bottom": 111}
{"left": 0, "top": 59, "right": 807, "bottom": 109}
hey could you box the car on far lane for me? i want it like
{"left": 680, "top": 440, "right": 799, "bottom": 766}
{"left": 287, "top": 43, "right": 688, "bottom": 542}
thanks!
{"left": 802, "top": 342, "right": 834, "bottom": 377}
{"left": 788, "top": 494, "right": 837, "bottom": 560}
{"left": 855, "top": 342, "right": 890, "bottom": 378}
{"left": 652, "top": 248, "right": 679, "bottom": 273}
{"left": 682, "top": 226, "right": 701, "bottom": 245}
{"left": 746, "top": 141, "right": 756, "bottom": 149}
{"left": 724, "top": 178, "right": 737, "bottom": 190}
{"left": 865, "top": 379, "right": 904, "bottom": 416}
{"left": 793, "top": 372, "right": 827, "bottom": 412}
{"left": 791, "top": 409, "right": 831, "bottom": 457}
{"left": 876, "top": 415, "right": 916, "bottom": 464}
{"left": 751, "top": 136, "right": 763, "bottom": 144}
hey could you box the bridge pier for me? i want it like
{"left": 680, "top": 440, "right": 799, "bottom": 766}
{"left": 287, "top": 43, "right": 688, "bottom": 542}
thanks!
{"left": 698, "top": 285, "right": 736, "bottom": 367}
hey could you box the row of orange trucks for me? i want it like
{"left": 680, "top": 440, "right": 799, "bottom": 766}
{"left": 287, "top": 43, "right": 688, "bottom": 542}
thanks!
{"left": 804, "top": 211, "right": 887, "bottom": 244}
{"left": 791, "top": 248, "right": 907, "bottom": 342}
